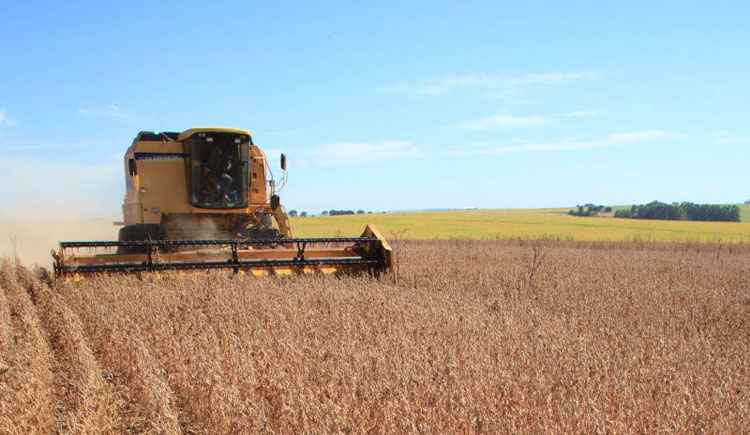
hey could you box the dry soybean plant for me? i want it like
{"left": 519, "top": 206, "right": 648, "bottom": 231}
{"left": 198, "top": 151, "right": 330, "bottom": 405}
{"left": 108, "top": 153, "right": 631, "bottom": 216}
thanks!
{"left": 0, "top": 240, "right": 748, "bottom": 433}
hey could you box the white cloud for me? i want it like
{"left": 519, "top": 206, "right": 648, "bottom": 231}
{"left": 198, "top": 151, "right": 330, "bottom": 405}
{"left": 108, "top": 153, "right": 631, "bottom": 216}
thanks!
{"left": 606, "top": 130, "right": 674, "bottom": 143}
{"left": 307, "top": 140, "right": 419, "bottom": 166}
{"left": 509, "top": 72, "right": 601, "bottom": 86}
{"left": 0, "top": 108, "right": 17, "bottom": 127}
{"left": 380, "top": 71, "right": 601, "bottom": 96}
{"left": 77, "top": 104, "right": 129, "bottom": 120}
{"left": 448, "top": 130, "right": 678, "bottom": 156}
{"left": 380, "top": 74, "right": 493, "bottom": 96}
{"left": 715, "top": 135, "right": 750, "bottom": 145}
{"left": 457, "top": 114, "right": 546, "bottom": 130}
{"left": 564, "top": 110, "right": 600, "bottom": 119}
{"left": 458, "top": 110, "right": 601, "bottom": 130}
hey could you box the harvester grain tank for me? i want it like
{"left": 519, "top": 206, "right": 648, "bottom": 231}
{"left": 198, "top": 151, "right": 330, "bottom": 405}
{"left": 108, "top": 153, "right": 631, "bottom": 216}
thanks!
{"left": 52, "top": 127, "right": 392, "bottom": 278}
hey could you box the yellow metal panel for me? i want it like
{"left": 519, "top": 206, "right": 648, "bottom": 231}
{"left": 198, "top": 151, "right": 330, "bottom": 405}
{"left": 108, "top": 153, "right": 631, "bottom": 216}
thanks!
{"left": 319, "top": 267, "right": 338, "bottom": 275}
{"left": 250, "top": 156, "right": 267, "bottom": 204}
{"left": 134, "top": 141, "right": 185, "bottom": 153}
{"left": 138, "top": 159, "right": 191, "bottom": 223}
{"left": 122, "top": 202, "right": 142, "bottom": 226}
{"left": 361, "top": 224, "right": 394, "bottom": 272}
{"left": 178, "top": 127, "right": 252, "bottom": 141}
{"left": 272, "top": 268, "right": 294, "bottom": 277}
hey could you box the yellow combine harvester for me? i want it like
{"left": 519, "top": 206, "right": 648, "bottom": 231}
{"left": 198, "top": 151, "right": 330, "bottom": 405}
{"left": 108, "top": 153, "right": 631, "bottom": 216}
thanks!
{"left": 52, "top": 127, "right": 392, "bottom": 278}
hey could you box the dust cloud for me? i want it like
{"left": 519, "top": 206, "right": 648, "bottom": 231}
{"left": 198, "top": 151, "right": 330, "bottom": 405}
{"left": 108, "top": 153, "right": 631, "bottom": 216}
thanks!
{"left": 0, "top": 153, "right": 124, "bottom": 266}
{"left": 0, "top": 217, "right": 118, "bottom": 268}
{"left": 0, "top": 199, "right": 119, "bottom": 268}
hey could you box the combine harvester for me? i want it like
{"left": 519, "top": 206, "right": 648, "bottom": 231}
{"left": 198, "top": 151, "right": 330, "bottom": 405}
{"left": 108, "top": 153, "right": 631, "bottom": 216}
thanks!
{"left": 52, "top": 128, "right": 392, "bottom": 279}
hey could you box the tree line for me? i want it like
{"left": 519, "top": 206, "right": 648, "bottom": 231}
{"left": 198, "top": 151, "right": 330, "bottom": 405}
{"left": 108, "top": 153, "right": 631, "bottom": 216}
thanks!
{"left": 288, "top": 209, "right": 372, "bottom": 217}
{"left": 568, "top": 204, "right": 612, "bottom": 217}
{"left": 323, "top": 210, "right": 368, "bottom": 216}
{"left": 614, "top": 201, "right": 741, "bottom": 222}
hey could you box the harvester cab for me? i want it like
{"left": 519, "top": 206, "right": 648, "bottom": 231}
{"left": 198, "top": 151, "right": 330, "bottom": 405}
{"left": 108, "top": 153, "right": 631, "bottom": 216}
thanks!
{"left": 53, "top": 127, "right": 392, "bottom": 278}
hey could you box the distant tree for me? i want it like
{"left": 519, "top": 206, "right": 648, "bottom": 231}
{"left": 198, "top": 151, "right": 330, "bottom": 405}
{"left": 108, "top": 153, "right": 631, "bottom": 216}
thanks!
{"left": 300, "top": 211, "right": 308, "bottom": 217}
{"left": 569, "top": 203, "right": 611, "bottom": 217}
{"left": 322, "top": 211, "right": 328, "bottom": 216}
{"left": 288, "top": 210, "right": 298, "bottom": 217}
{"left": 614, "top": 209, "right": 633, "bottom": 218}
{"left": 329, "top": 209, "right": 356, "bottom": 216}
{"left": 745, "top": 199, "right": 750, "bottom": 205}
{"left": 616, "top": 201, "right": 740, "bottom": 222}
{"left": 356, "top": 210, "right": 365, "bottom": 214}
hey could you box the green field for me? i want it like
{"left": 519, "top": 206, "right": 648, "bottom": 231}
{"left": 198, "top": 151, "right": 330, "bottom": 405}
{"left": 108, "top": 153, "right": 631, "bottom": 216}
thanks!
{"left": 291, "top": 208, "right": 750, "bottom": 242}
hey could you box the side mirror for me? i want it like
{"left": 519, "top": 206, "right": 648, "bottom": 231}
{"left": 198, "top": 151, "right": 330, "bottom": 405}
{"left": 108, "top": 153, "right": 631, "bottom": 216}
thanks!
{"left": 270, "top": 194, "right": 281, "bottom": 210}
{"left": 280, "top": 153, "right": 287, "bottom": 171}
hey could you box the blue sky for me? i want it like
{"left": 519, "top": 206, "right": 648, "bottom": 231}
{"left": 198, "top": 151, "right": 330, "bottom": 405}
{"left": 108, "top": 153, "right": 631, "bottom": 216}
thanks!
{"left": 1, "top": 1, "right": 748, "bottom": 216}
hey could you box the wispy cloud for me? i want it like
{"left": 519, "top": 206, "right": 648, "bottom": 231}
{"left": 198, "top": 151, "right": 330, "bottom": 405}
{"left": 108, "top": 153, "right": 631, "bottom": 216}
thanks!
{"left": 77, "top": 104, "right": 130, "bottom": 120}
{"left": 307, "top": 140, "right": 419, "bottom": 166}
{"left": 448, "top": 130, "right": 678, "bottom": 156}
{"left": 564, "top": 110, "right": 600, "bottom": 119}
{"left": 606, "top": 131, "right": 674, "bottom": 143}
{"left": 457, "top": 109, "right": 599, "bottom": 130}
{"left": 509, "top": 72, "right": 601, "bottom": 86}
{"left": 0, "top": 108, "right": 17, "bottom": 127}
{"left": 380, "top": 71, "right": 601, "bottom": 96}
{"left": 715, "top": 134, "right": 750, "bottom": 145}
{"left": 458, "top": 114, "right": 546, "bottom": 130}
{"left": 387, "top": 74, "right": 495, "bottom": 96}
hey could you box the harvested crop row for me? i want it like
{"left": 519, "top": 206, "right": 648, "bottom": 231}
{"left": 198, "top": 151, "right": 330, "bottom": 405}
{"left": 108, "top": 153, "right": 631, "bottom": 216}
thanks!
{"left": 0, "top": 272, "right": 11, "bottom": 366}
{"left": 62, "top": 275, "right": 255, "bottom": 433}
{"left": 33, "top": 283, "right": 119, "bottom": 432}
{"left": 0, "top": 261, "right": 55, "bottom": 433}
{"left": 60, "top": 277, "right": 183, "bottom": 433}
